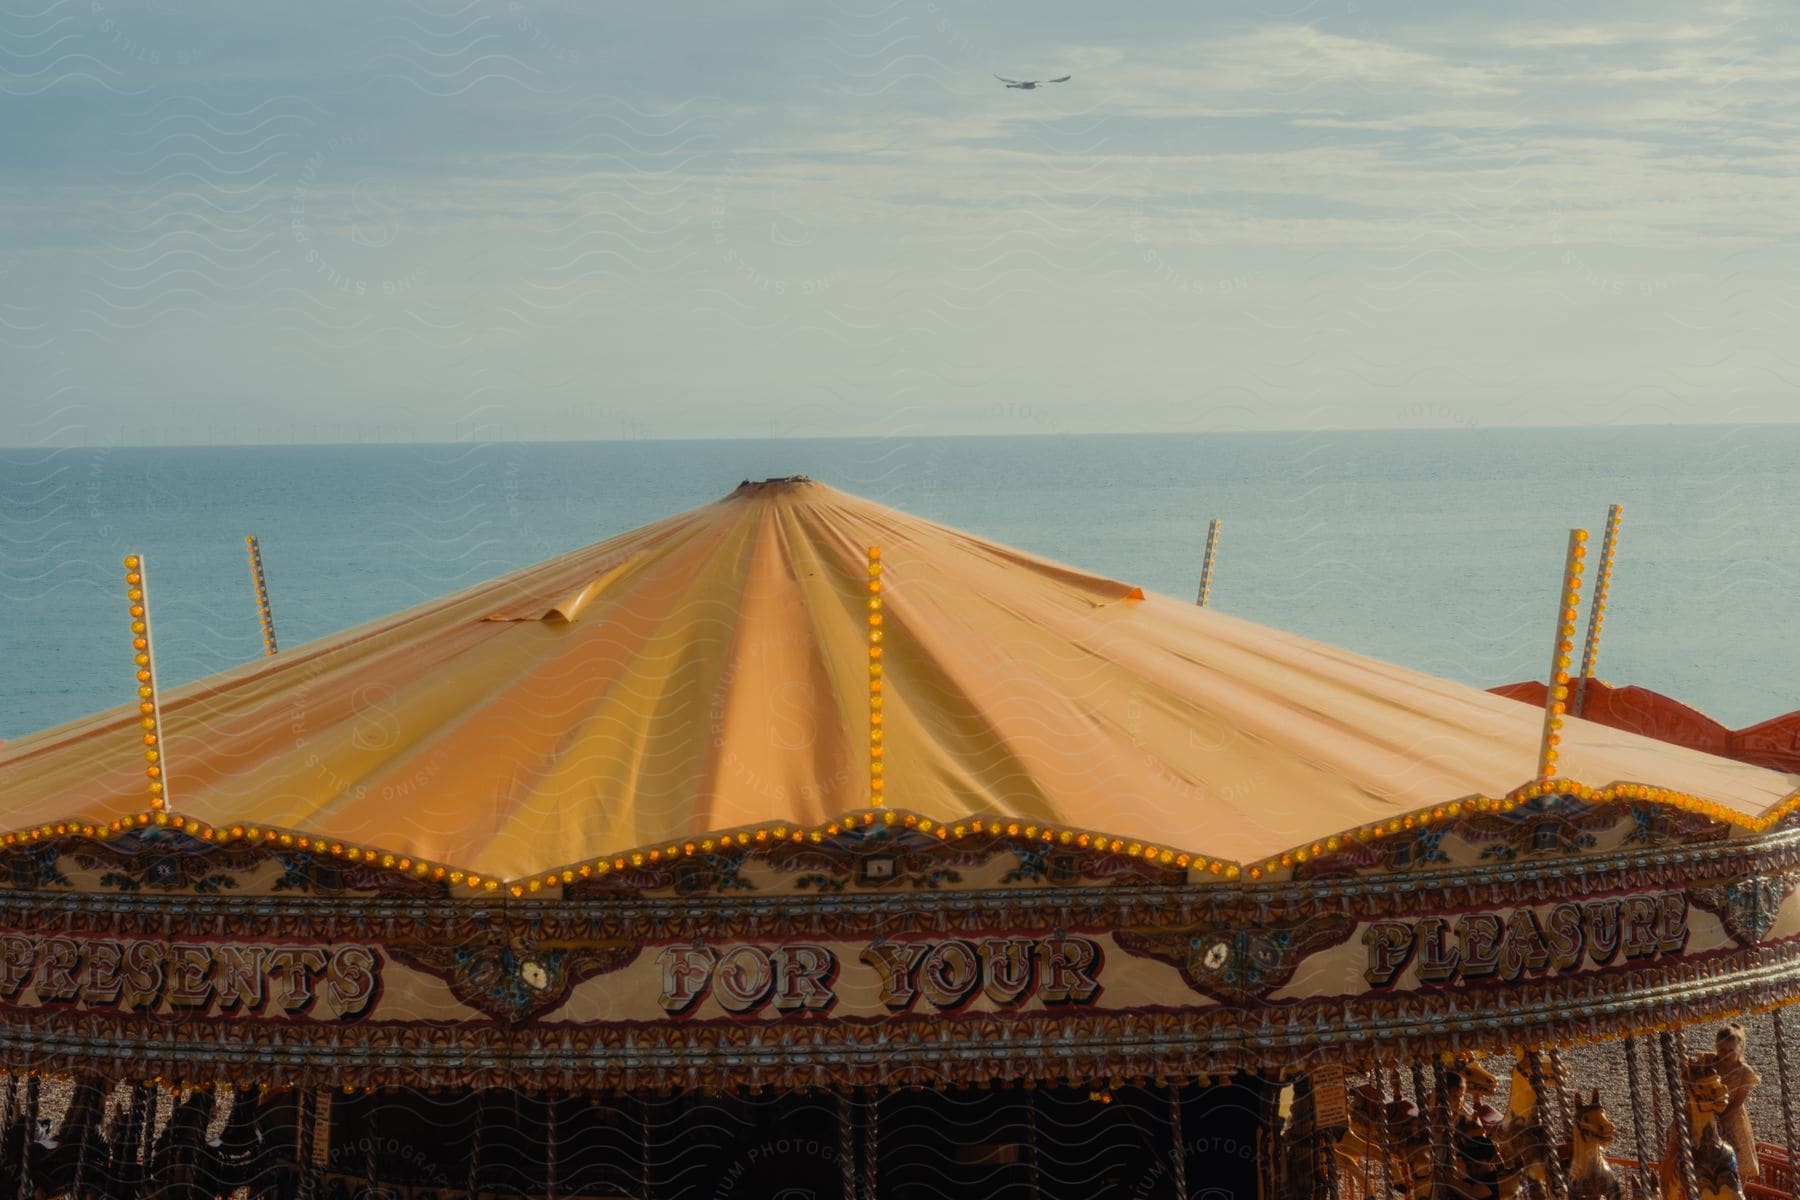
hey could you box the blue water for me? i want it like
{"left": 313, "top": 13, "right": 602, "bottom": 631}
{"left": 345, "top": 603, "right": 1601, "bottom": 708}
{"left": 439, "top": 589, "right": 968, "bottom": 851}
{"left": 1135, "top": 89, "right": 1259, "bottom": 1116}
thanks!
{"left": 2, "top": 428, "right": 1797, "bottom": 742}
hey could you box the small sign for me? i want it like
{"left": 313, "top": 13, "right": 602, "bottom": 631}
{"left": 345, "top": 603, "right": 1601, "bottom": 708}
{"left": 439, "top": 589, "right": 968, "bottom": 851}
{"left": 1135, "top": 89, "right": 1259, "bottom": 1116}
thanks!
{"left": 310, "top": 1088, "right": 333, "bottom": 1167}
{"left": 1312, "top": 1064, "right": 1349, "bottom": 1132}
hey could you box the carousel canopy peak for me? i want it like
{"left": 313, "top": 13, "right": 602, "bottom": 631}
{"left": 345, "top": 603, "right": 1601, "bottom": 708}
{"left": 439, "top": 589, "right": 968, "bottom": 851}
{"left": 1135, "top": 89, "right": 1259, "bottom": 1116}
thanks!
{"left": 1, "top": 480, "right": 1795, "bottom": 881}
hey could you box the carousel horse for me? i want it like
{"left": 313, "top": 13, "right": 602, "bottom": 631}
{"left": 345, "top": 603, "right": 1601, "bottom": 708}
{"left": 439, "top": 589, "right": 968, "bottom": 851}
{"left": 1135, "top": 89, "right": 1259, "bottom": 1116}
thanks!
{"left": 1331, "top": 1085, "right": 1431, "bottom": 1198}
{"left": 1661, "top": 1058, "right": 1744, "bottom": 1200}
{"left": 1460, "top": 1058, "right": 1502, "bottom": 1103}
{"left": 1386, "top": 1051, "right": 1556, "bottom": 1200}
{"left": 1566, "top": 1090, "right": 1622, "bottom": 1200}
{"left": 1328, "top": 1060, "right": 1503, "bottom": 1200}
{"left": 1431, "top": 1060, "right": 1520, "bottom": 1200}
{"left": 1281, "top": 1076, "right": 1414, "bottom": 1199}
{"left": 1494, "top": 1049, "right": 1560, "bottom": 1193}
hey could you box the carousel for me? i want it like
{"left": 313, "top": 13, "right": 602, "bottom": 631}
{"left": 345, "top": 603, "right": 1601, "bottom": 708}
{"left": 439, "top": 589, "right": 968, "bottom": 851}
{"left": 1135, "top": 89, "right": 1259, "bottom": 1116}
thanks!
{"left": 1, "top": 480, "right": 1798, "bottom": 1200}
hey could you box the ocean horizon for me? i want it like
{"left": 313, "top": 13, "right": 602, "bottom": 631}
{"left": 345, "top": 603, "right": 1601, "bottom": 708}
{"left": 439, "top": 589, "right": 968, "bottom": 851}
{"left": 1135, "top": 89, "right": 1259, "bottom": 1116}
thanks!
{"left": 3, "top": 425, "right": 1797, "bottom": 741}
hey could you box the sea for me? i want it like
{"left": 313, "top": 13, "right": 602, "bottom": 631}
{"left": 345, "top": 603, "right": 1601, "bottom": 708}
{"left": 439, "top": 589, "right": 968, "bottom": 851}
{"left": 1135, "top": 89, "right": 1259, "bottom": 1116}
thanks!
{"left": 2, "top": 426, "right": 1797, "bottom": 742}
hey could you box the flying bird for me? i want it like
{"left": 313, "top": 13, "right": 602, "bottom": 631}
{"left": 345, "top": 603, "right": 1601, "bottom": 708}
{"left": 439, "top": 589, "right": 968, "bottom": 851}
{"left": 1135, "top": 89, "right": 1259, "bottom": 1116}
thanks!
{"left": 995, "top": 74, "right": 1071, "bottom": 90}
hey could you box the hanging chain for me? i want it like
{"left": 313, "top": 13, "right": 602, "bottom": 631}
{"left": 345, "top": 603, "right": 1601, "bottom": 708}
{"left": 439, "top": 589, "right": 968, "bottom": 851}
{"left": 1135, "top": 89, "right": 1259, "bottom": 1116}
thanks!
{"left": 1428, "top": 1063, "right": 1453, "bottom": 1198}
{"left": 1166, "top": 1084, "right": 1185, "bottom": 1200}
{"left": 1371, "top": 1066, "right": 1396, "bottom": 1200}
{"left": 838, "top": 1091, "right": 858, "bottom": 1200}
{"left": 1404, "top": 1062, "right": 1429, "bottom": 1199}
{"left": 639, "top": 1092, "right": 654, "bottom": 1200}
{"left": 297, "top": 1087, "right": 318, "bottom": 1200}
{"left": 546, "top": 1092, "right": 559, "bottom": 1200}
{"left": 140, "top": 1082, "right": 159, "bottom": 1184}
{"left": 1321, "top": 1079, "right": 1344, "bottom": 1200}
{"left": 1773, "top": 1009, "right": 1800, "bottom": 1195}
{"left": 0, "top": 1077, "right": 13, "bottom": 1182}
{"left": 1622, "top": 1037, "right": 1655, "bottom": 1199}
{"left": 71, "top": 1079, "right": 93, "bottom": 1200}
{"left": 1523, "top": 1051, "right": 1568, "bottom": 1200}
{"left": 1646, "top": 1034, "right": 1666, "bottom": 1149}
{"left": 1029, "top": 1088, "right": 1046, "bottom": 1200}
{"left": 128, "top": 1083, "right": 150, "bottom": 1197}
{"left": 17, "top": 1074, "right": 39, "bottom": 1200}
{"left": 861, "top": 1089, "right": 879, "bottom": 1200}
{"left": 364, "top": 1089, "right": 378, "bottom": 1195}
{"left": 0, "top": 1077, "right": 13, "bottom": 1186}
{"left": 1548, "top": 1045, "right": 1575, "bottom": 1142}
{"left": 1359, "top": 1070, "right": 1377, "bottom": 1200}
{"left": 468, "top": 1090, "right": 486, "bottom": 1198}
{"left": 1661, "top": 1031, "right": 1701, "bottom": 1200}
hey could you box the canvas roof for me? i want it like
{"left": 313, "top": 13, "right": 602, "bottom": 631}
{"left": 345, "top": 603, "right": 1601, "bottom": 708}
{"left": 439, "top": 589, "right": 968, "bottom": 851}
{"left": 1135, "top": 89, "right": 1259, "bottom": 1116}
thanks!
{"left": 2, "top": 477, "right": 1794, "bottom": 880}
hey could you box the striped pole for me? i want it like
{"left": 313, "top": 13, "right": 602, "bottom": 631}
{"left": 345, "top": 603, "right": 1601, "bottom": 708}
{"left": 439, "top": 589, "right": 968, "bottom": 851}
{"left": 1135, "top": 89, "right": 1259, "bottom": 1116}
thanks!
{"left": 1522, "top": 1052, "right": 1568, "bottom": 1199}
{"left": 868, "top": 546, "right": 885, "bottom": 808}
{"left": 838, "top": 1092, "right": 858, "bottom": 1200}
{"left": 1571, "top": 504, "right": 1622, "bottom": 719}
{"left": 1536, "top": 530, "right": 1588, "bottom": 782}
{"left": 1196, "top": 519, "right": 1222, "bottom": 607}
{"left": 1622, "top": 1036, "right": 1654, "bottom": 1199}
{"left": 245, "top": 535, "right": 279, "bottom": 655}
{"left": 861, "top": 1090, "right": 879, "bottom": 1200}
{"left": 1166, "top": 1084, "right": 1184, "bottom": 1200}
{"left": 124, "top": 554, "right": 172, "bottom": 810}
{"left": 1661, "top": 1031, "right": 1701, "bottom": 1200}
{"left": 1773, "top": 1009, "right": 1799, "bottom": 1199}
{"left": 297, "top": 1086, "right": 317, "bottom": 1200}
{"left": 545, "top": 1092, "right": 559, "bottom": 1200}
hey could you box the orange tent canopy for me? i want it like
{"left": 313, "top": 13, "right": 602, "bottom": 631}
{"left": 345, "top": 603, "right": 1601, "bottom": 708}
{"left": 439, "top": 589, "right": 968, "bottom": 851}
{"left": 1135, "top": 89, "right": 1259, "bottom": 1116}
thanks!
{"left": 3, "top": 478, "right": 1796, "bottom": 880}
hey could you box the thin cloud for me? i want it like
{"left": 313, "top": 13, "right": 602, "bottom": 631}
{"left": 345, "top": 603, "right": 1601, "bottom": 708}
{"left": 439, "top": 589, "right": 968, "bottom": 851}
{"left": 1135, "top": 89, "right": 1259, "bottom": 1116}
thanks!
{"left": 3, "top": 1, "right": 1798, "bottom": 443}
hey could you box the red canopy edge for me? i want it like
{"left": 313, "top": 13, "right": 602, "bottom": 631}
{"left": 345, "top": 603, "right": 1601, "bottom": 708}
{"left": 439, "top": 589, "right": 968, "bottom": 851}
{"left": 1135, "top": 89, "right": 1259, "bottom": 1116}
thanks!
{"left": 1491, "top": 679, "right": 1800, "bottom": 773}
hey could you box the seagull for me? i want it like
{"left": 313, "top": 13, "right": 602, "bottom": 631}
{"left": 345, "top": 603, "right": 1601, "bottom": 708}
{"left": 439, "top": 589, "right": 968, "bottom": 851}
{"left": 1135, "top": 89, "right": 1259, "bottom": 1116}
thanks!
{"left": 995, "top": 74, "right": 1071, "bottom": 90}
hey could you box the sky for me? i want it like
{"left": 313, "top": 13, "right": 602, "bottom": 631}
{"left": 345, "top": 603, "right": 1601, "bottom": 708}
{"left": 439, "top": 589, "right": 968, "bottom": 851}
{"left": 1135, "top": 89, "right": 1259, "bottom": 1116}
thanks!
{"left": 2, "top": 0, "right": 1797, "bottom": 445}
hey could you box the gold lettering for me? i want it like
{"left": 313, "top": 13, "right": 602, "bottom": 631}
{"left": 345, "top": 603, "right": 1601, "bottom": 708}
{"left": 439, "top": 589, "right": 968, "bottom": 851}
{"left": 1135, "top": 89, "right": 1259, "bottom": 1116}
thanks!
{"left": 263, "top": 948, "right": 328, "bottom": 1014}
{"left": 771, "top": 944, "right": 836, "bottom": 1012}
{"left": 1365, "top": 893, "right": 1685, "bottom": 989}
{"left": 1362, "top": 922, "right": 1416, "bottom": 988}
{"left": 166, "top": 944, "right": 213, "bottom": 1009}
{"left": 1544, "top": 903, "right": 1585, "bottom": 971}
{"left": 1656, "top": 892, "right": 1689, "bottom": 954}
{"left": 0, "top": 935, "right": 35, "bottom": 1000}
{"left": 1414, "top": 917, "right": 1460, "bottom": 985}
{"left": 977, "top": 938, "right": 1037, "bottom": 1005}
{"left": 37, "top": 937, "right": 82, "bottom": 1002}
{"left": 0, "top": 936, "right": 380, "bottom": 1020}
{"left": 120, "top": 941, "right": 164, "bottom": 1009}
{"left": 860, "top": 942, "right": 929, "bottom": 1010}
{"left": 213, "top": 945, "right": 265, "bottom": 1013}
{"left": 1620, "top": 896, "right": 1662, "bottom": 960}
{"left": 1498, "top": 909, "right": 1550, "bottom": 981}
{"left": 919, "top": 941, "right": 980, "bottom": 1009}
{"left": 1585, "top": 899, "right": 1622, "bottom": 965}
{"left": 325, "top": 946, "right": 379, "bottom": 1018}
{"left": 1038, "top": 936, "right": 1101, "bottom": 1004}
{"left": 82, "top": 941, "right": 123, "bottom": 1006}
{"left": 1454, "top": 913, "right": 1503, "bottom": 978}
{"left": 713, "top": 946, "right": 774, "bottom": 1013}
{"left": 655, "top": 946, "right": 716, "bottom": 1015}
